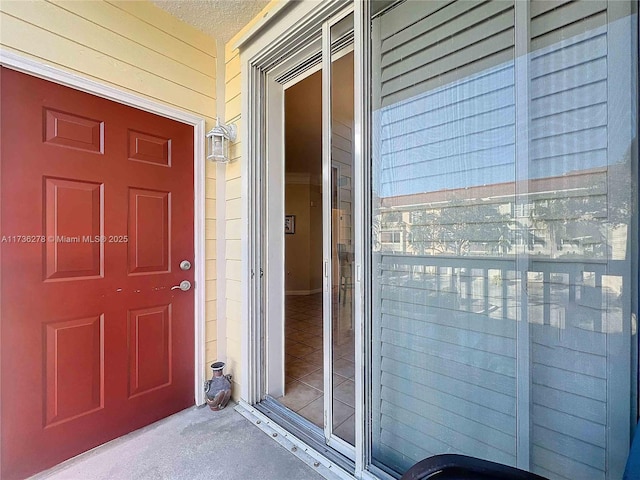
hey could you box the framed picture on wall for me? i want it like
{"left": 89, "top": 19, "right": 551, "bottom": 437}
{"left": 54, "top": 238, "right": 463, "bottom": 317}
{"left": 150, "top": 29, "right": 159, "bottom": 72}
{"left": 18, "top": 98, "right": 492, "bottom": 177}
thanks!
{"left": 285, "top": 215, "right": 295, "bottom": 234}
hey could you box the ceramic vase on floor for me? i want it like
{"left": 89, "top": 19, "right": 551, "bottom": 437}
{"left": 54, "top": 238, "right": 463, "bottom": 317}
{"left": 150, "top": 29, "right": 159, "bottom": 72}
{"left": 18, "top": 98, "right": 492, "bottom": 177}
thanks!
{"left": 204, "top": 362, "right": 232, "bottom": 411}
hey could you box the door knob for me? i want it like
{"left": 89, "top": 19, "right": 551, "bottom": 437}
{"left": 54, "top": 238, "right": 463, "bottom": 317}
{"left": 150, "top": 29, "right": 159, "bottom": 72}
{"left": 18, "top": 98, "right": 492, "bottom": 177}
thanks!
{"left": 171, "top": 280, "right": 192, "bottom": 291}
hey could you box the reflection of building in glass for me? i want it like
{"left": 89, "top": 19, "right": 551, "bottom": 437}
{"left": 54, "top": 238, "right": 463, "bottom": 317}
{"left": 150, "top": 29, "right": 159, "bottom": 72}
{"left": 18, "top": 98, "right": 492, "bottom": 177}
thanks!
{"left": 375, "top": 164, "right": 629, "bottom": 260}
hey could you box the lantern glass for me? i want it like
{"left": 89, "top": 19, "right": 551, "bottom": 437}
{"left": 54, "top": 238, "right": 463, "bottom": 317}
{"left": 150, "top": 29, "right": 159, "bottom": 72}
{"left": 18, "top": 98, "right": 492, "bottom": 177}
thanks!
{"left": 213, "top": 137, "right": 225, "bottom": 158}
{"left": 206, "top": 119, "right": 236, "bottom": 163}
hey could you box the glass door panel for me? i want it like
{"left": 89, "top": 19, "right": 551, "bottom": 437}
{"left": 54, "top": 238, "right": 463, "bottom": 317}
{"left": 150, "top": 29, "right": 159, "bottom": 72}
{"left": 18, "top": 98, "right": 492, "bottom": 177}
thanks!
{"left": 323, "top": 9, "right": 356, "bottom": 453}
{"left": 272, "top": 6, "right": 357, "bottom": 457}
{"left": 368, "top": 0, "right": 638, "bottom": 478}
{"left": 331, "top": 13, "right": 355, "bottom": 445}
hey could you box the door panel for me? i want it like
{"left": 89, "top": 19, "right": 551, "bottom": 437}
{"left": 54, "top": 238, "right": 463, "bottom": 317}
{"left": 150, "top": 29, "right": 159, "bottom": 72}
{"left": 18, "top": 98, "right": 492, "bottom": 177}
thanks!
{"left": 128, "top": 130, "right": 171, "bottom": 166}
{"left": 44, "top": 108, "right": 104, "bottom": 153}
{"left": 128, "top": 188, "right": 170, "bottom": 274}
{"left": 128, "top": 305, "right": 172, "bottom": 398}
{"left": 44, "top": 315, "right": 104, "bottom": 426}
{"left": 324, "top": 10, "right": 356, "bottom": 453}
{"left": 0, "top": 67, "right": 195, "bottom": 480}
{"left": 44, "top": 178, "right": 104, "bottom": 279}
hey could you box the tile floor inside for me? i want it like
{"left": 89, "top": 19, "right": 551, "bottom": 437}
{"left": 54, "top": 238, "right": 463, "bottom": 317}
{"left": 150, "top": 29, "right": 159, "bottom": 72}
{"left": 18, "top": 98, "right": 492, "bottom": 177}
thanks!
{"left": 278, "top": 292, "right": 356, "bottom": 445}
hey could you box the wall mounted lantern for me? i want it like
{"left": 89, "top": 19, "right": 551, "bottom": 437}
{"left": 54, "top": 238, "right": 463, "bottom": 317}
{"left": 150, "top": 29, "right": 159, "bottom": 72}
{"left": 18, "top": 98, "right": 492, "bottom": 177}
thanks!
{"left": 206, "top": 118, "right": 237, "bottom": 163}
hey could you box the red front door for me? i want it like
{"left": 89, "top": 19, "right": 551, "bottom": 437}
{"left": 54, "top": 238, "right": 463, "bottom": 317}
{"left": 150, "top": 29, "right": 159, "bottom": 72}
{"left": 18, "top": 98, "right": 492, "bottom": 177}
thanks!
{"left": 0, "top": 68, "right": 195, "bottom": 479}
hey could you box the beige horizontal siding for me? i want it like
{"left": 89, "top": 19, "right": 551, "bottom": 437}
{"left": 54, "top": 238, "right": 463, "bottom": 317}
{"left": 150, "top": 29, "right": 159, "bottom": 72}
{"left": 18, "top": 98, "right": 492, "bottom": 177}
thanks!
{"left": 0, "top": 0, "right": 216, "bottom": 119}
{"left": 108, "top": 0, "right": 216, "bottom": 53}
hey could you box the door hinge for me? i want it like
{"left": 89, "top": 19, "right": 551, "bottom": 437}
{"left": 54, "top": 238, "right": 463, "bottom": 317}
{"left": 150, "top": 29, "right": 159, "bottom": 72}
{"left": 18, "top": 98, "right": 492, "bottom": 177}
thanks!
{"left": 260, "top": 268, "right": 264, "bottom": 278}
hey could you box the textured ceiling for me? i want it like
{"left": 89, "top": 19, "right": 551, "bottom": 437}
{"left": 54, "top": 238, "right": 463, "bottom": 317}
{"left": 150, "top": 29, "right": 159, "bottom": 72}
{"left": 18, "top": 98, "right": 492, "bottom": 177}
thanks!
{"left": 152, "top": 0, "right": 271, "bottom": 43}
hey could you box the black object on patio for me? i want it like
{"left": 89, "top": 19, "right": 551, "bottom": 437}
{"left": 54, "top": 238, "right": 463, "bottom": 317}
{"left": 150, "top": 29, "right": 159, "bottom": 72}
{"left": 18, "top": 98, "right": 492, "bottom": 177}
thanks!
{"left": 400, "top": 454, "right": 549, "bottom": 480}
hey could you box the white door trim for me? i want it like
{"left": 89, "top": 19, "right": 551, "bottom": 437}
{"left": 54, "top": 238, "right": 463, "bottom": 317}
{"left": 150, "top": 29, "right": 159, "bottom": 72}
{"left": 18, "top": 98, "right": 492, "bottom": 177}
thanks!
{"left": 0, "top": 49, "right": 207, "bottom": 406}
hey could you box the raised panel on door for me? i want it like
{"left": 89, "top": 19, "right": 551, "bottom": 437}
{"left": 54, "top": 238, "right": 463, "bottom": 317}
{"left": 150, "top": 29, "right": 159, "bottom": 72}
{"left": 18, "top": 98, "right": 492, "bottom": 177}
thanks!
{"left": 44, "top": 177, "right": 104, "bottom": 280}
{"left": 128, "top": 305, "right": 172, "bottom": 398}
{"left": 128, "top": 188, "right": 170, "bottom": 275}
{"left": 44, "top": 315, "right": 105, "bottom": 426}
{"left": 128, "top": 129, "right": 171, "bottom": 166}
{"left": 43, "top": 108, "right": 104, "bottom": 153}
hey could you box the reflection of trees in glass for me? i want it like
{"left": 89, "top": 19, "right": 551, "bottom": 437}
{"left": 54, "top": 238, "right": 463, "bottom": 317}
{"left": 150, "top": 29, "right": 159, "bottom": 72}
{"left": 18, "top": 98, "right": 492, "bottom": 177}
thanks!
{"left": 373, "top": 153, "right": 633, "bottom": 260}
{"left": 531, "top": 193, "right": 607, "bottom": 258}
{"left": 372, "top": 192, "right": 381, "bottom": 251}
{"left": 529, "top": 156, "right": 632, "bottom": 260}
{"left": 605, "top": 153, "right": 634, "bottom": 260}
{"left": 407, "top": 202, "right": 512, "bottom": 256}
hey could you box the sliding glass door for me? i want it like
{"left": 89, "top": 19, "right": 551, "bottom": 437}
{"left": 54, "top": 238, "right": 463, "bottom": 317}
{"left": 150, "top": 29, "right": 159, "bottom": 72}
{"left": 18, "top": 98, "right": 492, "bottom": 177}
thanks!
{"left": 267, "top": 5, "right": 357, "bottom": 458}
{"left": 254, "top": 2, "right": 637, "bottom": 477}
{"left": 367, "top": 1, "right": 638, "bottom": 479}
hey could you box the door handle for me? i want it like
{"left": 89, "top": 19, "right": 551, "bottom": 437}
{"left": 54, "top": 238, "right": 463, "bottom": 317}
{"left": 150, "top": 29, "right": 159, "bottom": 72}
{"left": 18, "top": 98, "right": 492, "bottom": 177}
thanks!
{"left": 171, "top": 280, "right": 192, "bottom": 291}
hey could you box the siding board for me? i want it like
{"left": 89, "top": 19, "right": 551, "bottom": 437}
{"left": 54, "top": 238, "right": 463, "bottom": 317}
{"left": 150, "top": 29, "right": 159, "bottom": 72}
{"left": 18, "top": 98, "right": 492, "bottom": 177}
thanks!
{"left": 531, "top": 445, "right": 605, "bottom": 480}
{"left": 532, "top": 342, "right": 607, "bottom": 378}
{"left": 532, "top": 425, "right": 606, "bottom": 470}
{"left": 530, "top": 0, "right": 573, "bottom": 18}
{"left": 381, "top": 3, "right": 513, "bottom": 69}
{"left": 379, "top": 0, "right": 453, "bottom": 41}
{"left": 50, "top": 0, "right": 216, "bottom": 77}
{"left": 532, "top": 384, "right": 606, "bottom": 425}
{"left": 381, "top": 64, "right": 514, "bottom": 124}
{"left": 382, "top": 343, "right": 515, "bottom": 406}
{"left": 2, "top": 1, "right": 215, "bottom": 97}
{"left": 532, "top": 364, "right": 606, "bottom": 402}
{"left": 381, "top": 385, "right": 516, "bottom": 455}
{"left": 382, "top": 368, "right": 516, "bottom": 435}
{"left": 381, "top": 298, "right": 517, "bottom": 338}
{"left": 530, "top": 103, "right": 606, "bottom": 138}
{"left": 530, "top": 0, "right": 606, "bottom": 39}
{"left": 0, "top": 11, "right": 215, "bottom": 117}
{"left": 107, "top": 0, "right": 216, "bottom": 53}
{"left": 382, "top": 313, "right": 516, "bottom": 359}
{"left": 381, "top": 49, "right": 514, "bottom": 108}
{"left": 530, "top": 57, "right": 607, "bottom": 99}
{"left": 381, "top": 29, "right": 514, "bottom": 98}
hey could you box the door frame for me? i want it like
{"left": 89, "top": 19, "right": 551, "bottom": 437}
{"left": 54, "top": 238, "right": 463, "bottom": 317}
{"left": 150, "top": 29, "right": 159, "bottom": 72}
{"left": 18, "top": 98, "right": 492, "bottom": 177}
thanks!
{"left": 0, "top": 49, "right": 208, "bottom": 406}
{"left": 238, "top": 0, "right": 349, "bottom": 403}
{"left": 237, "top": 0, "right": 368, "bottom": 473}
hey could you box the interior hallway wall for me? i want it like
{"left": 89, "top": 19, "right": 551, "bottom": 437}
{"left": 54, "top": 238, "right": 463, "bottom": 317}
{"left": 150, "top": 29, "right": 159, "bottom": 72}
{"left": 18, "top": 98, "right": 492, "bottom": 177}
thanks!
{"left": 284, "top": 180, "right": 323, "bottom": 294}
{"left": 285, "top": 69, "right": 323, "bottom": 295}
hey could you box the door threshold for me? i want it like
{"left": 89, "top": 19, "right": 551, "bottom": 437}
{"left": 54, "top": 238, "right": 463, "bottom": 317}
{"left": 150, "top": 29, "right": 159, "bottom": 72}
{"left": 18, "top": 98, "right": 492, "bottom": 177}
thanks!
{"left": 257, "top": 396, "right": 355, "bottom": 472}
{"left": 235, "top": 399, "right": 355, "bottom": 479}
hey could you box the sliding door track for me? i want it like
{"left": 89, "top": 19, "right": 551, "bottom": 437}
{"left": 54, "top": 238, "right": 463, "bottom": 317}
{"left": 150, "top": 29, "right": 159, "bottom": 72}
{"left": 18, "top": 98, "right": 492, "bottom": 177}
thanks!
{"left": 255, "top": 396, "right": 355, "bottom": 474}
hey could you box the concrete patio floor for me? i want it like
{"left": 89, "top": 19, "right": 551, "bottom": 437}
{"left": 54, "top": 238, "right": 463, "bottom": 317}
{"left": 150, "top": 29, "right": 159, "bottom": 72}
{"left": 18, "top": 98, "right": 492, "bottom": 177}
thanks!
{"left": 32, "top": 404, "right": 326, "bottom": 480}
